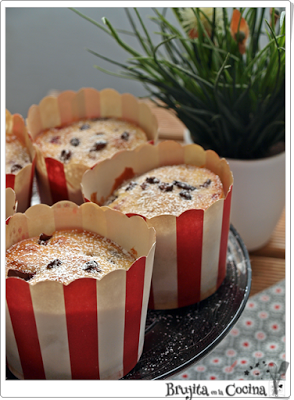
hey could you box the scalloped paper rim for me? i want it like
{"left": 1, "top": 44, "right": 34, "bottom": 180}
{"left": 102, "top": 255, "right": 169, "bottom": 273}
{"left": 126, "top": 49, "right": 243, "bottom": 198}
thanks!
{"left": 6, "top": 110, "right": 36, "bottom": 213}
{"left": 27, "top": 88, "right": 158, "bottom": 140}
{"left": 6, "top": 201, "right": 156, "bottom": 380}
{"left": 82, "top": 140, "right": 233, "bottom": 208}
{"left": 81, "top": 140, "right": 233, "bottom": 310}
{"left": 6, "top": 201, "right": 156, "bottom": 281}
{"left": 25, "top": 88, "right": 158, "bottom": 204}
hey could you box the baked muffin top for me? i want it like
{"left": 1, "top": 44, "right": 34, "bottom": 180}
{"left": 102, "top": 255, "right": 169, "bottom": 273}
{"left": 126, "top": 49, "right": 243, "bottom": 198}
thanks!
{"left": 6, "top": 133, "right": 31, "bottom": 174}
{"left": 34, "top": 117, "right": 148, "bottom": 168}
{"left": 104, "top": 164, "right": 224, "bottom": 218}
{"left": 6, "top": 229, "right": 136, "bottom": 285}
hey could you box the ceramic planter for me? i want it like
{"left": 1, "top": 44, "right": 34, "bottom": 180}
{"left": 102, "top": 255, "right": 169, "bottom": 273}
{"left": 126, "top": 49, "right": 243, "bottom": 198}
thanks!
{"left": 184, "top": 128, "right": 285, "bottom": 251}
{"left": 226, "top": 152, "right": 285, "bottom": 251}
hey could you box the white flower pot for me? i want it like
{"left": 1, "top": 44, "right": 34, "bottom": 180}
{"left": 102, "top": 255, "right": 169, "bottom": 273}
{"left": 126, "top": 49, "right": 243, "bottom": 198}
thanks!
{"left": 184, "top": 129, "right": 285, "bottom": 251}
{"left": 226, "top": 152, "right": 285, "bottom": 251}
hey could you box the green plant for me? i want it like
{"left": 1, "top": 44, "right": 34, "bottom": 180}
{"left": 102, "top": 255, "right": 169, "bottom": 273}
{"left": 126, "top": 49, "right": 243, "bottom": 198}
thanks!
{"left": 71, "top": 7, "right": 285, "bottom": 159}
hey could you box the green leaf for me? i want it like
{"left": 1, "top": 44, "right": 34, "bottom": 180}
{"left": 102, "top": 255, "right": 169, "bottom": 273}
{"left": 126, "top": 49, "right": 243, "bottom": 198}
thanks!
{"left": 72, "top": 7, "right": 285, "bottom": 159}
{"left": 70, "top": 8, "right": 111, "bottom": 35}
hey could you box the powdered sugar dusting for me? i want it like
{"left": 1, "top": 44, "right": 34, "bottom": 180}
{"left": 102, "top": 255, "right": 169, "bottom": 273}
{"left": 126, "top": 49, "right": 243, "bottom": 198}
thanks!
{"left": 107, "top": 165, "right": 224, "bottom": 218}
{"left": 34, "top": 117, "right": 147, "bottom": 168}
{"left": 6, "top": 135, "right": 31, "bottom": 174}
{"left": 6, "top": 229, "right": 136, "bottom": 285}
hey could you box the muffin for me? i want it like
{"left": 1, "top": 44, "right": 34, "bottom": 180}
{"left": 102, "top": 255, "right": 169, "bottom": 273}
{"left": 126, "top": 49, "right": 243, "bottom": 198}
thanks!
{"left": 33, "top": 117, "right": 148, "bottom": 168}
{"left": 82, "top": 141, "right": 233, "bottom": 310}
{"left": 26, "top": 88, "right": 158, "bottom": 205}
{"left": 105, "top": 164, "right": 224, "bottom": 218}
{"left": 6, "top": 229, "right": 137, "bottom": 285}
{"left": 6, "top": 110, "right": 35, "bottom": 213}
{"left": 6, "top": 126, "right": 31, "bottom": 175}
{"left": 6, "top": 201, "right": 156, "bottom": 380}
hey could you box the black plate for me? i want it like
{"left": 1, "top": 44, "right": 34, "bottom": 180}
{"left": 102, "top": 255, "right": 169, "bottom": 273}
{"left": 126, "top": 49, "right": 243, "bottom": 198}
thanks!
{"left": 123, "top": 224, "right": 251, "bottom": 380}
{"left": 6, "top": 225, "right": 251, "bottom": 380}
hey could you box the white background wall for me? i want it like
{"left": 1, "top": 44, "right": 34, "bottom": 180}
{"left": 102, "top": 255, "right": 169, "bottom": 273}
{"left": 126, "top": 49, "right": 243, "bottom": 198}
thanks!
{"left": 6, "top": 7, "right": 274, "bottom": 118}
{"left": 6, "top": 7, "right": 176, "bottom": 117}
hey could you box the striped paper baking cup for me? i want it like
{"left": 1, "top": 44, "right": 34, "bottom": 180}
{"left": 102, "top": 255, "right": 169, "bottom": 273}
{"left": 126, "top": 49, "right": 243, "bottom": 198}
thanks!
{"left": 6, "top": 202, "right": 156, "bottom": 379}
{"left": 6, "top": 110, "right": 35, "bottom": 213}
{"left": 6, "top": 188, "right": 17, "bottom": 219}
{"left": 26, "top": 88, "right": 158, "bottom": 206}
{"left": 82, "top": 141, "right": 234, "bottom": 310}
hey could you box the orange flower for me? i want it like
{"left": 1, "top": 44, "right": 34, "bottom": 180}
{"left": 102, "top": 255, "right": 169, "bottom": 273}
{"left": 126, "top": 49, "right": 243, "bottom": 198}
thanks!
{"left": 230, "top": 9, "right": 249, "bottom": 54}
{"left": 270, "top": 8, "right": 280, "bottom": 26}
{"left": 189, "top": 27, "right": 199, "bottom": 39}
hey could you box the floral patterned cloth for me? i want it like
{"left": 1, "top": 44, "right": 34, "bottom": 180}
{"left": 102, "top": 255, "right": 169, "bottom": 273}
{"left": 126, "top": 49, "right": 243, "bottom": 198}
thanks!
{"left": 171, "top": 280, "right": 286, "bottom": 380}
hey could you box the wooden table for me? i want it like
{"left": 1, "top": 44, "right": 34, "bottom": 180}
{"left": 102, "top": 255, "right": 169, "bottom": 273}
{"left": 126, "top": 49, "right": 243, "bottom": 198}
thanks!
{"left": 150, "top": 104, "right": 285, "bottom": 297}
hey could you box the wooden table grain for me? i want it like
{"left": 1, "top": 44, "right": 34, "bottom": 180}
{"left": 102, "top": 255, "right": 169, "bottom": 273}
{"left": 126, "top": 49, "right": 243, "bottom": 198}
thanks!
{"left": 149, "top": 103, "right": 285, "bottom": 297}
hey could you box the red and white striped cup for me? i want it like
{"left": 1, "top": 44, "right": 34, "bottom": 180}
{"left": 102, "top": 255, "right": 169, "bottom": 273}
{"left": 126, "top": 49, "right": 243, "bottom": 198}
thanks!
{"left": 6, "top": 188, "right": 17, "bottom": 219}
{"left": 6, "top": 110, "right": 35, "bottom": 213}
{"left": 6, "top": 202, "right": 156, "bottom": 379}
{"left": 26, "top": 88, "right": 158, "bottom": 206}
{"left": 82, "top": 141, "right": 234, "bottom": 310}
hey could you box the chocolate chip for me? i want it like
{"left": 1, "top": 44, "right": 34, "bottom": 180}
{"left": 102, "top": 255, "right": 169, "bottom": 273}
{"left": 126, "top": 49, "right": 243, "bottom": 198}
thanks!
{"left": 70, "top": 137, "right": 80, "bottom": 147}
{"left": 80, "top": 123, "right": 90, "bottom": 130}
{"left": 109, "top": 249, "right": 122, "bottom": 259}
{"left": 95, "top": 132, "right": 105, "bottom": 136}
{"left": 50, "top": 135, "right": 61, "bottom": 144}
{"left": 7, "top": 269, "right": 36, "bottom": 281}
{"left": 60, "top": 149, "right": 72, "bottom": 162}
{"left": 125, "top": 181, "right": 138, "bottom": 191}
{"left": 173, "top": 181, "right": 196, "bottom": 191}
{"left": 179, "top": 190, "right": 192, "bottom": 200}
{"left": 10, "top": 164, "right": 23, "bottom": 173}
{"left": 121, "top": 131, "right": 129, "bottom": 141}
{"left": 89, "top": 140, "right": 107, "bottom": 152}
{"left": 83, "top": 260, "right": 101, "bottom": 272}
{"left": 200, "top": 179, "right": 212, "bottom": 188}
{"left": 46, "top": 259, "right": 62, "bottom": 269}
{"left": 146, "top": 176, "right": 160, "bottom": 184}
{"left": 140, "top": 182, "right": 149, "bottom": 190}
{"left": 38, "top": 233, "right": 52, "bottom": 245}
{"left": 158, "top": 182, "right": 173, "bottom": 192}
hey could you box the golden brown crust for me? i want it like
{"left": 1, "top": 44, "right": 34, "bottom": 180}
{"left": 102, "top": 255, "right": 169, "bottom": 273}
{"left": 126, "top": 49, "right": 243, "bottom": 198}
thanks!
{"left": 106, "top": 164, "right": 224, "bottom": 218}
{"left": 6, "top": 134, "right": 31, "bottom": 174}
{"left": 6, "top": 229, "right": 136, "bottom": 285}
{"left": 34, "top": 117, "right": 148, "bottom": 168}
